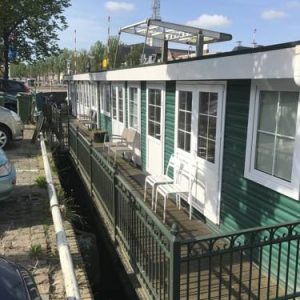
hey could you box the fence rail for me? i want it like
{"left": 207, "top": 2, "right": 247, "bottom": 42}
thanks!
{"left": 46, "top": 105, "right": 300, "bottom": 300}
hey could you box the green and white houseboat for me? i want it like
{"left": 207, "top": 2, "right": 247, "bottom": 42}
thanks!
{"left": 64, "top": 19, "right": 300, "bottom": 299}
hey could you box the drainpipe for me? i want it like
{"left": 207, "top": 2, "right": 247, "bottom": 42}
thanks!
{"left": 40, "top": 136, "right": 81, "bottom": 300}
{"left": 294, "top": 45, "right": 300, "bottom": 86}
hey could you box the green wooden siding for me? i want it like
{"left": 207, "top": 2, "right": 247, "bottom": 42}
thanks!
{"left": 140, "top": 81, "right": 147, "bottom": 171}
{"left": 100, "top": 113, "right": 112, "bottom": 134}
{"left": 164, "top": 81, "right": 176, "bottom": 177}
{"left": 220, "top": 79, "right": 300, "bottom": 233}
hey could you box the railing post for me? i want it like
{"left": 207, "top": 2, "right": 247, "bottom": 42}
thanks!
{"left": 113, "top": 169, "right": 118, "bottom": 242}
{"left": 89, "top": 139, "right": 93, "bottom": 196}
{"left": 76, "top": 126, "right": 79, "bottom": 165}
{"left": 169, "top": 223, "right": 181, "bottom": 300}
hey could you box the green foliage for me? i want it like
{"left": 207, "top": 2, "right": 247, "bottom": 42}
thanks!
{"left": 126, "top": 44, "right": 143, "bottom": 67}
{"left": 29, "top": 244, "right": 43, "bottom": 259}
{"left": 0, "top": 0, "right": 71, "bottom": 79}
{"left": 35, "top": 176, "right": 47, "bottom": 188}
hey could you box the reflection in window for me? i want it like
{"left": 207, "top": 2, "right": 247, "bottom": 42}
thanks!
{"left": 129, "top": 87, "right": 138, "bottom": 130}
{"left": 177, "top": 91, "right": 192, "bottom": 152}
{"left": 255, "top": 91, "right": 298, "bottom": 181}
{"left": 148, "top": 89, "right": 161, "bottom": 140}
{"left": 197, "top": 92, "right": 218, "bottom": 163}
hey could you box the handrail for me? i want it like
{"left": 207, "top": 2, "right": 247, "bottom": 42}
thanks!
{"left": 40, "top": 135, "right": 81, "bottom": 300}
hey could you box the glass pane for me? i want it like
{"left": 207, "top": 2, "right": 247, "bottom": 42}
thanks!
{"left": 187, "top": 92, "right": 192, "bottom": 111}
{"left": 148, "top": 121, "right": 154, "bottom": 137}
{"left": 278, "top": 92, "right": 298, "bottom": 137}
{"left": 186, "top": 112, "right": 192, "bottom": 132}
{"left": 154, "top": 123, "right": 161, "bottom": 140}
{"left": 197, "top": 137, "right": 207, "bottom": 159}
{"left": 156, "top": 91, "right": 161, "bottom": 107}
{"left": 178, "top": 111, "right": 185, "bottom": 130}
{"left": 274, "top": 137, "right": 294, "bottom": 181}
{"left": 149, "top": 105, "right": 155, "bottom": 121}
{"left": 185, "top": 133, "right": 191, "bottom": 152}
{"left": 207, "top": 140, "right": 215, "bottom": 163}
{"left": 255, "top": 132, "right": 274, "bottom": 175}
{"left": 209, "top": 93, "right": 218, "bottom": 116}
{"left": 149, "top": 90, "right": 155, "bottom": 105}
{"left": 199, "top": 92, "right": 209, "bottom": 114}
{"left": 258, "top": 91, "right": 277, "bottom": 133}
{"left": 155, "top": 106, "right": 161, "bottom": 123}
{"left": 179, "top": 91, "right": 186, "bottom": 110}
{"left": 199, "top": 115, "right": 208, "bottom": 138}
{"left": 178, "top": 131, "right": 185, "bottom": 150}
{"left": 208, "top": 116, "right": 216, "bottom": 140}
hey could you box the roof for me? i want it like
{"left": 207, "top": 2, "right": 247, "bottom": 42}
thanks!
{"left": 120, "top": 19, "right": 232, "bottom": 45}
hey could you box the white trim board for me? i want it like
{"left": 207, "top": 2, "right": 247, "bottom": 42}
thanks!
{"left": 73, "top": 47, "right": 296, "bottom": 82}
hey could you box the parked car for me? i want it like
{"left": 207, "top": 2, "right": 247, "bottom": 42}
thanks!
{"left": 0, "top": 106, "right": 23, "bottom": 148}
{"left": 0, "top": 257, "right": 41, "bottom": 299}
{"left": 0, "top": 79, "right": 29, "bottom": 95}
{"left": 0, "top": 79, "right": 30, "bottom": 112}
{"left": 0, "top": 148, "right": 16, "bottom": 201}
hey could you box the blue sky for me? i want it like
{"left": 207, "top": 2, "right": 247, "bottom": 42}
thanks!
{"left": 58, "top": 0, "right": 300, "bottom": 52}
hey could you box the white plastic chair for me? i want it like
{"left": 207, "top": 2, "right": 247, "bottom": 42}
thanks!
{"left": 155, "top": 160, "right": 197, "bottom": 223}
{"left": 143, "top": 154, "right": 176, "bottom": 209}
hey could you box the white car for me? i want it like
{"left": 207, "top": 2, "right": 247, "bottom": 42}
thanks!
{"left": 0, "top": 106, "right": 23, "bottom": 148}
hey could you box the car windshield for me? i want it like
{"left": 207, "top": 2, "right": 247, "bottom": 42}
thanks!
{"left": 0, "top": 260, "right": 28, "bottom": 300}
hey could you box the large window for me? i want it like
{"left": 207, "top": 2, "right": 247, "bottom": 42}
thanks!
{"left": 118, "top": 87, "right": 124, "bottom": 123}
{"left": 128, "top": 87, "right": 139, "bottom": 130}
{"left": 177, "top": 91, "right": 192, "bottom": 152}
{"left": 111, "top": 85, "right": 124, "bottom": 122}
{"left": 197, "top": 92, "right": 218, "bottom": 163}
{"left": 245, "top": 80, "right": 300, "bottom": 200}
{"left": 112, "top": 86, "right": 117, "bottom": 119}
{"left": 148, "top": 88, "right": 161, "bottom": 140}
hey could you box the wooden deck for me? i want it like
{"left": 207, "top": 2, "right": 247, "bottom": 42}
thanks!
{"left": 73, "top": 121, "right": 286, "bottom": 300}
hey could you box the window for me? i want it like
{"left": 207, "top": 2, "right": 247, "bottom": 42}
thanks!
{"left": 148, "top": 88, "right": 161, "bottom": 140}
{"left": 197, "top": 92, "right": 218, "bottom": 163}
{"left": 128, "top": 87, "right": 139, "bottom": 130}
{"left": 118, "top": 87, "right": 124, "bottom": 123}
{"left": 102, "top": 84, "right": 111, "bottom": 114}
{"left": 177, "top": 91, "right": 192, "bottom": 152}
{"left": 245, "top": 80, "right": 300, "bottom": 200}
{"left": 112, "top": 86, "right": 117, "bottom": 119}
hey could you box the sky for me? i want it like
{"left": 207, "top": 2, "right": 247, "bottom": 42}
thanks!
{"left": 58, "top": 0, "right": 300, "bottom": 53}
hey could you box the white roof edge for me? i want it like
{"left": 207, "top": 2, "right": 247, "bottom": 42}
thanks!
{"left": 71, "top": 46, "right": 297, "bottom": 82}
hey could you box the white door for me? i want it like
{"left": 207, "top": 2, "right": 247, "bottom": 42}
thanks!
{"left": 176, "top": 83, "right": 225, "bottom": 224}
{"left": 147, "top": 86, "right": 164, "bottom": 176}
{"left": 111, "top": 85, "right": 125, "bottom": 136}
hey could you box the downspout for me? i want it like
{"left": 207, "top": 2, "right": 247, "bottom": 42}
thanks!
{"left": 40, "top": 136, "right": 81, "bottom": 300}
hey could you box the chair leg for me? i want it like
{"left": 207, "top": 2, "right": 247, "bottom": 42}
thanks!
{"left": 151, "top": 184, "right": 155, "bottom": 210}
{"left": 163, "top": 195, "right": 167, "bottom": 223}
{"left": 155, "top": 189, "right": 159, "bottom": 213}
{"left": 144, "top": 181, "right": 148, "bottom": 202}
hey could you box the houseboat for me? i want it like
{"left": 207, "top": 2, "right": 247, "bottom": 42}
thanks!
{"left": 63, "top": 18, "right": 300, "bottom": 299}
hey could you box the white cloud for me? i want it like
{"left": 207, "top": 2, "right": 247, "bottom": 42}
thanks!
{"left": 186, "top": 14, "right": 232, "bottom": 29}
{"left": 105, "top": 1, "right": 135, "bottom": 13}
{"left": 286, "top": 1, "right": 300, "bottom": 8}
{"left": 261, "top": 9, "right": 287, "bottom": 20}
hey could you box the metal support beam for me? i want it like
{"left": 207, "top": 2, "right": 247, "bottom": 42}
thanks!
{"left": 196, "top": 34, "right": 204, "bottom": 57}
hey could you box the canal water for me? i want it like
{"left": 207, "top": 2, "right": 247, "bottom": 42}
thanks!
{"left": 54, "top": 151, "right": 137, "bottom": 300}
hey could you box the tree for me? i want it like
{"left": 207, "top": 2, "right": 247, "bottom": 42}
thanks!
{"left": 126, "top": 44, "right": 143, "bottom": 67}
{"left": 89, "top": 41, "right": 105, "bottom": 72}
{"left": 0, "top": 0, "right": 71, "bottom": 79}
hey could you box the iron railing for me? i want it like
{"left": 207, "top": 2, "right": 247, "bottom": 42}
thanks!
{"left": 46, "top": 105, "right": 300, "bottom": 300}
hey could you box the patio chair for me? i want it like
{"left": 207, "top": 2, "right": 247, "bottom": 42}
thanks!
{"left": 103, "top": 128, "right": 129, "bottom": 153}
{"left": 155, "top": 160, "right": 197, "bottom": 223}
{"left": 144, "top": 153, "right": 176, "bottom": 209}
{"left": 109, "top": 128, "right": 137, "bottom": 163}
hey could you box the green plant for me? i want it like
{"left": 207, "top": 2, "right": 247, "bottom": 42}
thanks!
{"left": 29, "top": 244, "right": 43, "bottom": 259}
{"left": 35, "top": 176, "right": 47, "bottom": 188}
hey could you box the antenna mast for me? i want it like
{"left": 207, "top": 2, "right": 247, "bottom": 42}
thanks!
{"left": 152, "top": 0, "right": 161, "bottom": 20}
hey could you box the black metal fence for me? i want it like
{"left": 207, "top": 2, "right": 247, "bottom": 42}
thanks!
{"left": 46, "top": 105, "right": 300, "bottom": 300}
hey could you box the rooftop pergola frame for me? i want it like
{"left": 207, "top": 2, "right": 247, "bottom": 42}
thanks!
{"left": 117, "top": 18, "right": 232, "bottom": 64}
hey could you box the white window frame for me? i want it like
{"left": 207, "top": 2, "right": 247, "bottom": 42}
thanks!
{"left": 100, "top": 83, "right": 111, "bottom": 116}
{"left": 127, "top": 82, "right": 141, "bottom": 132}
{"left": 111, "top": 83, "right": 125, "bottom": 123}
{"left": 244, "top": 79, "right": 300, "bottom": 200}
